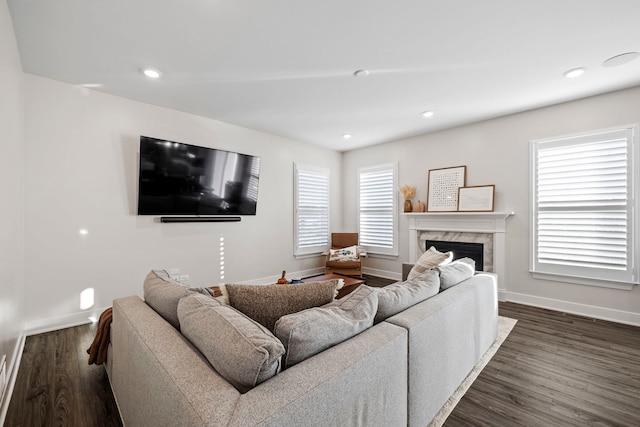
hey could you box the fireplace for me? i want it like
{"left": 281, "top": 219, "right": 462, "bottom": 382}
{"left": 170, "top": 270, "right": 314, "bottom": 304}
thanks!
{"left": 426, "top": 240, "right": 484, "bottom": 271}
{"left": 407, "top": 211, "right": 514, "bottom": 295}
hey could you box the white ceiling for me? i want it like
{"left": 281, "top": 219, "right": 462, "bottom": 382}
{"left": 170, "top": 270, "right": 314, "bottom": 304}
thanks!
{"left": 7, "top": 0, "right": 640, "bottom": 151}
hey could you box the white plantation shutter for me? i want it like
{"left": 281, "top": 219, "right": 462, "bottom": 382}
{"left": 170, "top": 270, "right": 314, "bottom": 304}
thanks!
{"left": 531, "top": 126, "right": 638, "bottom": 286}
{"left": 294, "top": 163, "right": 330, "bottom": 256}
{"left": 358, "top": 163, "right": 398, "bottom": 256}
{"left": 246, "top": 156, "right": 260, "bottom": 202}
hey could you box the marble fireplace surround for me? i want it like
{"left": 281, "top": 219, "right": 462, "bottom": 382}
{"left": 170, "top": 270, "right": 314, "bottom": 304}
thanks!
{"left": 406, "top": 212, "right": 514, "bottom": 291}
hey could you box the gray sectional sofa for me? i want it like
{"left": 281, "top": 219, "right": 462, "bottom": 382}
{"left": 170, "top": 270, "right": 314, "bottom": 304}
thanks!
{"left": 105, "top": 268, "right": 497, "bottom": 427}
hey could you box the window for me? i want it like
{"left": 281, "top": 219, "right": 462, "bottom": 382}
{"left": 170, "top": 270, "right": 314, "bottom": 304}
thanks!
{"left": 246, "top": 156, "right": 260, "bottom": 202}
{"left": 358, "top": 163, "right": 398, "bottom": 256}
{"left": 530, "top": 125, "right": 639, "bottom": 289}
{"left": 294, "top": 163, "right": 330, "bottom": 256}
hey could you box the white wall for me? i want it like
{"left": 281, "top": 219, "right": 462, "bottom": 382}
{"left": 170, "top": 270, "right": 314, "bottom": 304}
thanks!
{"left": 343, "top": 86, "right": 640, "bottom": 326}
{"left": 0, "top": 0, "right": 25, "bottom": 418}
{"left": 22, "top": 74, "right": 342, "bottom": 333}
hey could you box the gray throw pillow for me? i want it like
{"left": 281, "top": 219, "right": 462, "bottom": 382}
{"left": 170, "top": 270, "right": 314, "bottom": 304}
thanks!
{"left": 143, "top": 269, "right": 211, "bottom": 329}
{"left": 436, "top": 257, "right": 476, "bottom": 290}
{"left": 226, "top": 280, "right": 341, "bottom": 332}
{"left": 177, "top": 293, "right": 285, "bottom": 393}
{"left": 374, "top": 269, "right": 440, "bottom": 323}
{"left": 274, "top": 285, "right": 378, "bottom": 368}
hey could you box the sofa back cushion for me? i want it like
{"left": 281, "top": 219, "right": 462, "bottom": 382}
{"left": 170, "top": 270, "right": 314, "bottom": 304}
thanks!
{"left": 226, "top": 279, "right": 341, "bottom": 332}
{"left": 178, "top": 293, "right": 285, "bottom": 393}
{"left": 143, "top": 269, "right": 211, "bottom": 329}
{"left": 436, "top": 257, "right": 476, "bottom": 290}
{"left": 274, "top": 285, "right": 378, "bottom": 368}
{"left": 374, "top": 269, "right": 440, "bottom": 323}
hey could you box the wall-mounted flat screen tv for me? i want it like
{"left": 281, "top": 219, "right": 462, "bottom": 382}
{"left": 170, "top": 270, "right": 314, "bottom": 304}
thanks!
{"left": 137, "top": 136, "right": 261, "bottom": 216}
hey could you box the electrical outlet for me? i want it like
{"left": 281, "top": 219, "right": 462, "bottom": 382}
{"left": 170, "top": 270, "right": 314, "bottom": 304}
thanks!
{"left": 169, "top": 267, "right": 180, "bottom": 275}
{"left": 179, "top": 274, "right": 189, "bottom": 283}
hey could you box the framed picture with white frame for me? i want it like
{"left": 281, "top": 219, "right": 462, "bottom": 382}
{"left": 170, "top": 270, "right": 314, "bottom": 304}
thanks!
{"left": 457, "top": 185, "right": 495, "bottom": 212}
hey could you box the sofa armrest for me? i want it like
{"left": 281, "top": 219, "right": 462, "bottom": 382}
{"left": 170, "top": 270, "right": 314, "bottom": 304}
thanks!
{"left": 109, "top": 296, "right": 240, "bottom": 427}
{"left": 385, "top": 274, "right": 498, "bottom": 426}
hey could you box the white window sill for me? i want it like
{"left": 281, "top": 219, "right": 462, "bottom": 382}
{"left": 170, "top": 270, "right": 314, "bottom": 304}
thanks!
{"left": 365, "top": 252, "right": 399, "bottom": 260}
{"left": 531, "top": 271, "right": 636, "bottom": 291}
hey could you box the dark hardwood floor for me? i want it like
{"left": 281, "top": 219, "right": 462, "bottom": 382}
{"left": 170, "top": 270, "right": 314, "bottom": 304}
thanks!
{"left": 5, "top": 279, "right": 639, "bottom": 427}
{"left": 446, "top": 302, "right": 640, "bottom": 427}
{"left": 4, "top": 322, "right": 121, "bottom": 427}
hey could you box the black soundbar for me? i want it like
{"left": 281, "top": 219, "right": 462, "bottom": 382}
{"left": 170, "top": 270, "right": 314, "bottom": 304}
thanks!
{"left": 160, "top": 216, "right": 241, "bottom": 223}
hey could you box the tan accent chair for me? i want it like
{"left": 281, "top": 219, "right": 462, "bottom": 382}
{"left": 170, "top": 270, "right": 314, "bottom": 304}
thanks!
{"left": 324, "top": 233, "right": 366, "bottom": 277}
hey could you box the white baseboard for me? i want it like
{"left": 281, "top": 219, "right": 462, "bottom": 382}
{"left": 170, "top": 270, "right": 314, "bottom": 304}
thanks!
{"left": 0, "top": 332, "right": 26, "bottom": 426}
{"left": 506, "top": 291, "right": 640, "bottom": 327}
{"left": 25, "top": 305, "right": 110, "bottom": 336}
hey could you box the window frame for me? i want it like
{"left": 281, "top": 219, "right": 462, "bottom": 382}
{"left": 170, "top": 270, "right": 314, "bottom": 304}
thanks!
{"left": 529, "top": 124, "right": 639, "bottom": 290}
{"left": 294, "top": 162, "right": 330, "bottom": 257}
{"left": 357, "top": 162, "right": 399, "bottom": 257}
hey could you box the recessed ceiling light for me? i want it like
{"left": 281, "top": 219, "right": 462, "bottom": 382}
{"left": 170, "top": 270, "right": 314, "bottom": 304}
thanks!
{"left": 343, "top": 134, "right": 352, "bottom": 139}
{"left": 563, "top": 67, "right": 585, "bottom": 78}
{"left": 603, "top": 52, "right": 640, "bottom": 67}
{"left": 353, "top": 69, "right": 370, "bottom": 78}
{"left": 141, "top": 68, "right": 161, "bottom": 79}
{"left": 422, "top": 111, "right": 434, "bottom": 118}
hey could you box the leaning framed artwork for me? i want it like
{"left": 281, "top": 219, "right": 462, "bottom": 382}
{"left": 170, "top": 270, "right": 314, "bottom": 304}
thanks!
{"left": 427, "top": 165, "right": 466, "bottom": 212}
{"left": 458, "top": 185, "right": 495, "bottom": 212}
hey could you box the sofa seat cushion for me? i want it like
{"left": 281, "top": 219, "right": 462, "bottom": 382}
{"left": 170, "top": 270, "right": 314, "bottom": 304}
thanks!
{"left": 408, "top": 246, "right": 453, "bottom": 280}
{"left": 226, "top": 279, "right": 342, "bottom": 332}
{"left": 177, "top": 293, "right": 285, "bottom": 393}
{"left": 436, "top": 257, "right": 476, "bottom": 290}
{"left": 374, "top": 269, "right": 440, "bottom": 323}
{"left": 143, "top": 269, "right": 212, "bottom": 330}
{"left": 274, "top": 285, "right": 378, "bottom": 368}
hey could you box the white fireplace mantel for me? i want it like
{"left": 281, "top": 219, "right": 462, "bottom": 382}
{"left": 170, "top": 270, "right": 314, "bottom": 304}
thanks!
{"left": 406, "top": 211, "right": 514, "bottom": 293}
{"left": 405, "top": 211, "right": 514, "bottom": 234}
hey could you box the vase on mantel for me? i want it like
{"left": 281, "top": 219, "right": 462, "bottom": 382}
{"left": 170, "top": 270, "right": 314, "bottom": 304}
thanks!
{"left": 413, "top": 200, "right": 425, "bottom": 212}
{"left": 403, "top": 199, "right": 413, "bottom": 212}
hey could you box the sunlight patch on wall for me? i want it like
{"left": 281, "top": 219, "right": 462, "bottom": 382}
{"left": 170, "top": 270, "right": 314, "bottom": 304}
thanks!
{"left": 80, "top": 287, "right": 94, "bottom": 310}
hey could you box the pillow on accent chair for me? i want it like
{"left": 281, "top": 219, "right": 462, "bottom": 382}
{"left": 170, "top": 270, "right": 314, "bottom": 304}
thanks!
{"left": 274, "top": 285, "right": 378, "bottom": 368}
{"left": 374, "top": 269, "right": 440, "bottom": 323}
{"left": 407, "top": 246, "right": 453, "bottom": 280}
{"left": 329, "top": 245, "right": 359, "bottom": 261}
{"left": 226, "top": 279, "right": 342, "bottom": 332}
{"left": 143, "top": 269, "right": 212, "bottom": 330}
{"left": 177, "top": 293, "right": 285, "bottom": 393}
{"left": 436, "top": 257, "right": 476, "bottom": 290}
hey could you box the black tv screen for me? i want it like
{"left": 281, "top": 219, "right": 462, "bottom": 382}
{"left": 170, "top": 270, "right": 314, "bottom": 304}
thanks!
{"left": 137, "top": 136, "right": 260, "bottom": 215}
